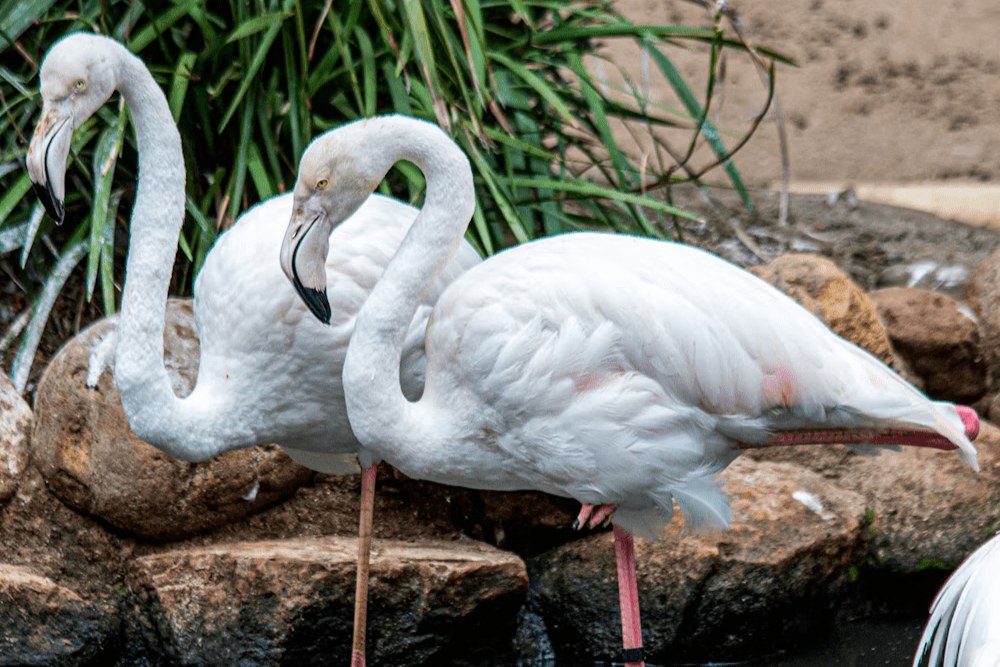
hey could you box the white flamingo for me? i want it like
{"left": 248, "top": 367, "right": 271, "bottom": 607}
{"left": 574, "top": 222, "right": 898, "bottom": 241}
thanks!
{"left": 914, "top": 532, "right": 1000, "bottom": 666}
{"left": 25, "top": 34, "right": 480, "bottom": 660}
{"left": 281, "top": 115, "right": 979, "bottom": 667}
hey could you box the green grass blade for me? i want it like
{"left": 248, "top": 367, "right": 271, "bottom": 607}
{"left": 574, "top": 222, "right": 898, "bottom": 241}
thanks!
{"left": 643, "top": 38, "right": 752, "bottom": 209}
{"left": 0, "top": 172, "right": 31, "bottom": 226}
{"left": 10, "top": 239, "right": 88, "bottom": 392}
{"left": 0, "top": 0, "right": 57, "bottom": 40}
{"left": 129, "top": 0, "right": 202, "bottom": 52}
{"left": 508, "top": 176, "right": 698, "bottom": 223}
{"left": 225, "top": 11, "right": 293, "bottom": 43}
{"left": 85, "top": 105, "right": 126, "bottom": 302}
{"left": 167, "top": 51, "right": 197, "bottom": 123}
{"left": 218, "top": 9, "right": 290, "bottom": 131}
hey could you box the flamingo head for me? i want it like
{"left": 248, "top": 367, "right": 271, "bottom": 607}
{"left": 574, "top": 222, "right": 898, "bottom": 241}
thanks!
{"left": 27, "top": 32, "right": 120, "bottom": 225}
{"left": 280, "top": 119, "right": 391, "bottom": 324}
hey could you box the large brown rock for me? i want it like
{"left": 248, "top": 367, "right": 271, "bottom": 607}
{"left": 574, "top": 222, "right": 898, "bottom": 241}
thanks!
{"left": 0, "top": 563, "right": 119, "bottom": 664}
{"left": 748, "top": 421, "right": 1000, "bottom": 571}
{"left": 0, "top": 375, "right": 30, "bottom": 506}
{"left": 532, "top": 457, "right": 869, "bottom": 665}
{"left": 128, "top": 537, "right": 528, "bottom": 666}
{"left": 31, "top": 299, "right": 313, "bottom": 541}
{"left": 870, "top": 287, "right": 987, "bottom": 403}
{"left": 967, "top": 247, "right": 1000, "bottom": 399}
{"left": 750, "top": 253, "right": 895, "bottom": 364}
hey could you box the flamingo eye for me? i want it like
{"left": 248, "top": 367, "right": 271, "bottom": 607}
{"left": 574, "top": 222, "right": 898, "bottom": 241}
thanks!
{"left": 74, "top": 79, "right": 87, "bottom": 92}
{"left": 316, "top": 178, "right": 329, "bottom": 190}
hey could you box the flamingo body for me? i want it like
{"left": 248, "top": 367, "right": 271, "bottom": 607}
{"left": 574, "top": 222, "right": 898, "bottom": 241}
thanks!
{"left": 190, "top": 192, "right": 476, "bottom": 464}
{"left": 281, "top": 114, "right": 979, "bottom": 666}
{"left": 388, "top": 232, "right": 977, "bottom": 534}
{"left": 25, "top": 34, "right": 480, "bottom": 470}
{"left": 915, "top": 532, "right": 1000, "bottom": 667}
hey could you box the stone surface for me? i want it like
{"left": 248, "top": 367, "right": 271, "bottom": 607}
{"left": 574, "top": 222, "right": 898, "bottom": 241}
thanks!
{"left": 750, "top": 253, "right": 894, "bottom": 364}
{"left": 748, "top": 421, "right": 1000, "bottom": 572}
{"left": 0, "top": 563, "right": 120, "bottom": 665}
{"left": 31, "top": 299, "right": 313, "bottom": 541}
{"left": 0, "top": 375, "right": 30, "bottom": 506}
{"left": 128, "top": 537, "right": 528, "bottom": 666}
{"left": 385, "top": 465, "right": 581, "bottom": 555}
{"left": 967, "top": 247, "right": 1000, "bottom": 393}
{"left": 532, "top": 457, "right": 869, "bottom": 664}
{"left": 871, "top": 286, "right": 987, "bottom": 403}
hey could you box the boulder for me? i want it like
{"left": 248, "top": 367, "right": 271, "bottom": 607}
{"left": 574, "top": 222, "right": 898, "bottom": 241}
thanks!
{"left": 0, "top": 563, "right": 120, "bottom": 665}
{"left": 870, "top": 286, "right": 987, "bottom": 403}
{"left": 128, "top": 537, "right": 528, "bottom": 666}
{"left": 31, "top": 299, "right": 313, "bottom": 541}
{"left": 532, "top": 457, "right": 869, "bottom": 664}
{"left": 747, "top": 421, "right": 1000, "bottom": 571}
{"left": 967, "top": 247, "right": 1000, "bottom": 393}
{"left": 0, "top": 375, "right": 30, "bottom": 506}
{"left": 384, "top": 465, "right": 580, "bottom": 555}
{"left": 750, "top": 253, "right": 894, "bottom": 364}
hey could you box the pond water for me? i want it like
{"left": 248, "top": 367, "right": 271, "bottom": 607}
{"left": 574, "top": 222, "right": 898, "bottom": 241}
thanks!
{"left": 588, "top": 616, "right": 925, "bottom": 667}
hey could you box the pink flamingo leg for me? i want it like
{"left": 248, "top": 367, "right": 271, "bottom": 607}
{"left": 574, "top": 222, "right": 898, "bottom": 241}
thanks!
{"left": 351, "top": 463, "right": 378, "bottom": 667}
{"left": 614, "top": 525, "right": 645, "bottom": 667}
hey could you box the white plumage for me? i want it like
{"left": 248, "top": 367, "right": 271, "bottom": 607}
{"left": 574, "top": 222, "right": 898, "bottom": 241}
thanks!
{"left": 26, "top": 34, "right": 479, "bottom": 471}
{"left": 392, "top": 232, "right": 977, "bottom": 534}
{"left": 915, "top": 533, "right": 1000, "bottom": 667}
{"left": 284, "top": 114, "right": 977, "bottom": 535}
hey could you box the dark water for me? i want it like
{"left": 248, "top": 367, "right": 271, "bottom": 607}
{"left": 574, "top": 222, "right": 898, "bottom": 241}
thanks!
{"left": 586, "top": 616, "right": 924, "bottom": 667}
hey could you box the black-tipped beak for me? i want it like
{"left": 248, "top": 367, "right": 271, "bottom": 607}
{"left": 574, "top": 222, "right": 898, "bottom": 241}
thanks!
{"left": 294, "top": 281, "right": 332, "bottom": 325}
{"left": 27, "top": 111, "right": 70, "bottom": 226}
{"left": 31, "top": 178, "right": 64, "bottom": 225}
{"left": 290, "top": 220, "right": 332, "bottom": 325}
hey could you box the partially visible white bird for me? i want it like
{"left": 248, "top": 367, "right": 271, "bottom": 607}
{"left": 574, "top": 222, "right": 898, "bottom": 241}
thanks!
{"left": 280, "top": 114, "right": 979, "bottom": 667}
{"left": 914, "top": 532, "right": 1000, "bottom": 667}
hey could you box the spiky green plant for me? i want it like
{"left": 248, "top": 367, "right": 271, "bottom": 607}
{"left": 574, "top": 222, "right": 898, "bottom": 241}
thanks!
{"left": 0, "top": 1, "right": 789, "bottom": 389}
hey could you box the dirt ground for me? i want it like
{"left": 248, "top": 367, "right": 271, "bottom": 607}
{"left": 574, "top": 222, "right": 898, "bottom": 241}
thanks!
{"left": 614, "top": 0, "right": 1000, "bottom": 188}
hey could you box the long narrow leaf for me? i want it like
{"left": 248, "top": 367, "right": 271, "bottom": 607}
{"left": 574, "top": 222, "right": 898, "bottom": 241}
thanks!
{"left": 10, "top": 239, "right": 88, "bottom": 392}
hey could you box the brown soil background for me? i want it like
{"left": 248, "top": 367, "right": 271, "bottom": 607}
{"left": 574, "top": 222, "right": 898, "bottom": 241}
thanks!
{"left": 614, "top": 0, "right": 1000, "bottom": 187}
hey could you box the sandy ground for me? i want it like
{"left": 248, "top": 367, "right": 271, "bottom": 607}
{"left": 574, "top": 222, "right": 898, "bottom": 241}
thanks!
{"left": 607, "top": 0, "right": 1000, "bottom": 225}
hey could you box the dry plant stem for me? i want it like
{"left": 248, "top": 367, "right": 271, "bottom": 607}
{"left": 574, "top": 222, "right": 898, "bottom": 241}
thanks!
{"left": 713, "top": 3, "right": 792, "bottom": 226}
{"left": 352, "top": 463, "right": 378, "bottom": 667}
{"left": 308, "top": 0, "right": 335, "bottom": 61}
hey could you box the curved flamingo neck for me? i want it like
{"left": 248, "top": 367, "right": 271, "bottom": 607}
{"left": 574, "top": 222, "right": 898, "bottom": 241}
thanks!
{"left": 108, "top": 43, "right": 224, "bottom": 459}
{"left": 341, "top": 117, "right": 474, "bottom": 467}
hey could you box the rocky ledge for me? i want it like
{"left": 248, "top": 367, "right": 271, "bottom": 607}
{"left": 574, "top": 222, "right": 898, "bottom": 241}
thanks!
{"left": 2, "top": 195, "right": 999, "bottom": 665}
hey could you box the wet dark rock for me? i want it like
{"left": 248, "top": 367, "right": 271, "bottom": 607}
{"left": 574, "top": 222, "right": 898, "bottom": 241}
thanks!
{"left": 31, "top": 299, "right": 314, "bottom": 541}
{"left": 0, "top": 563, "right": 120, "bottom": 665}
{"left": 127, "top": 537, "right": 528, "bottom": 666}
{"left": 386, "top": 466, "right": 580, "bottom": 555}
{"left": 0, "top": 375, "right": 30, "bottom": 506}
{"left": 532, "top": 457, "right": 869, "bottom": 664}
{"left": 870, "top": 286, "right": 987, "bottom": 403}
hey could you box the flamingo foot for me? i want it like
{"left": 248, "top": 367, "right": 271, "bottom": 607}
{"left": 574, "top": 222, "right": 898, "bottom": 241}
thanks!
{"left": 613, "top": 525, "right": 645, "bottom": 667}
{"left": 573, "top": 503, "right": 617, "bottom": 530}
